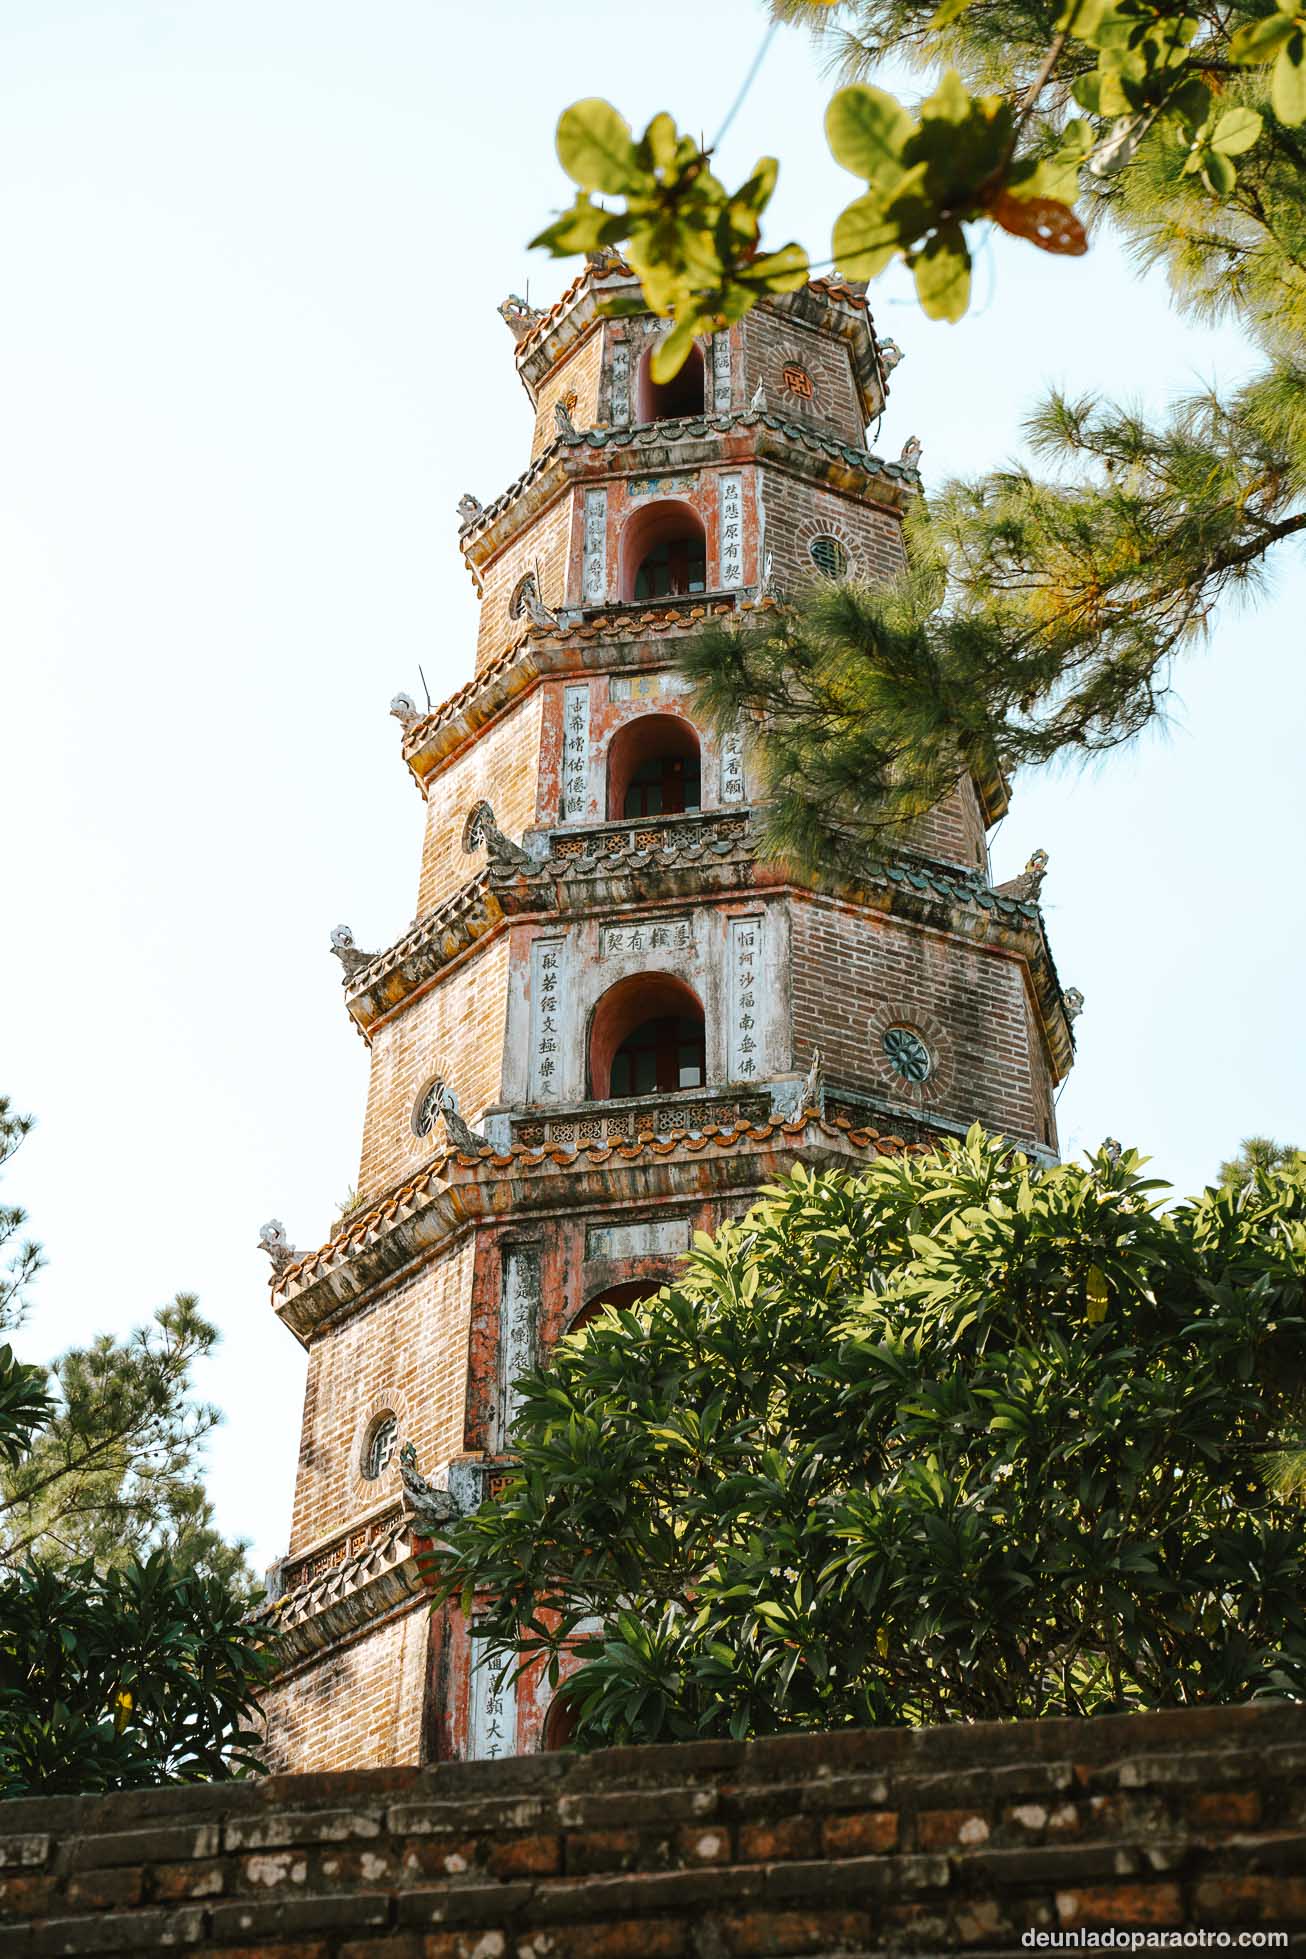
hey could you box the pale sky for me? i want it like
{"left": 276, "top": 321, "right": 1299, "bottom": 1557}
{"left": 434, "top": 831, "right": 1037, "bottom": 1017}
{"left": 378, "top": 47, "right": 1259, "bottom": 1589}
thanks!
{"left": 2, "top": 2, "right": 1302, "bottom": 1577}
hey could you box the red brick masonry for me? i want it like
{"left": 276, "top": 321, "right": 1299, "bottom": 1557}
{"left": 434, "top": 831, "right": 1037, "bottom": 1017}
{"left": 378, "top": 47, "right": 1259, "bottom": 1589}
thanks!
{"left": 2, "top": 1704, "right": 1303, "bottom": 1955}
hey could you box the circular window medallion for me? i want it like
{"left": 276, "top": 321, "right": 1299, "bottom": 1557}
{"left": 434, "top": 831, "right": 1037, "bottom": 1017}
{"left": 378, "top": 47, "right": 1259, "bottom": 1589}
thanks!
{"left": 882, "top": 1027, "right": 932, "bottom": 1083}
{"left": 362, "top": 1413, "right": 398, "bottom": 1482}
{"left": 414, "top": 1078, "right": 446, "bottom": 1138}
{"left": 809, "top": 535, "right": 848, "bottom": 578}
{"left": 509, "top": 573, "right": 538, "bottom": 620}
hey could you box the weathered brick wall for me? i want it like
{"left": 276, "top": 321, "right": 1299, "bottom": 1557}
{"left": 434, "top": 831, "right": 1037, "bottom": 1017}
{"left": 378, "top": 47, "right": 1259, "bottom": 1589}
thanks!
{"left": 741, "top": 308, "right": 867, "bottom": 447}
{"left": 475, "top": 499, "right": 573, "bottom": 672}
{"left": 909, "top": 777, "right": 989, "bottom": 877}
{"left": 759, "top": 470, "right": 906, "bottom": 596}
{"left": 790, "top": 896, "right": 1050, "bottom": 1148}
{"left": 418, "top": 693, "right": 546, "bottom": 913}
{"left": 259, "top": 1603, "right": 432, "bottom": 1777}
{"left": 3, "top": 1705, "right": 1302, "bottom": 1954}
{"left": 288, "top": 1238, "right": 475, "bottom": 1554}
{"left": 529, "top": 328, "right": 603, "bottom": 459}
{"left": 358, "top": 937, "right": 510, "bottom": 1199}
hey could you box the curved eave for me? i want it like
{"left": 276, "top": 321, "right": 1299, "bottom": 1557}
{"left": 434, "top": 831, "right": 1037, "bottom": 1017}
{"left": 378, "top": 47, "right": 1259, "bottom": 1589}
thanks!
{"left": 456, "top": 410, "right": 919, "bottom": 589}
{"left": 270, "top": 1112, "right": 915, "bottom": 1343}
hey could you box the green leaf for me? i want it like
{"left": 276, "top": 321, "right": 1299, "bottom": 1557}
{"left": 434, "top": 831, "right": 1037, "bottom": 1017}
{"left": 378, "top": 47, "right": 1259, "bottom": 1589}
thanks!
{"left": 556, "top": 98, "right": 642, "bottom": 194}
{"left": 1273, "top": 33, "right": 1306, "bottom": 122}
{"left": 1228, "top": 12, "right": 1297, "bottom": 63}
{"left": 1211, "top": 107, "right": 1264, "bottom": 154}
{"left": 1086, "top": 1266, "right": 1110, "bottom": 1325}
{"left": 825, "top": 85, "right": 916, "bottom": 184}
{"left": 912, "top": 224, "right": 972, "bottom": 321}
{"left": 831, "top": 192, "right": 906, "bottom": 279}
{"left": 738, "top": 242, "right": 811, "bottom": 294}
{"left": 650, "top": 316, "right": 705, "bottom": 384}
{"left": 1200, "top": 150, "right": 1238, "bottom": 196}
{"left": 529, "top": 192, "right": 623, "bottom": 259}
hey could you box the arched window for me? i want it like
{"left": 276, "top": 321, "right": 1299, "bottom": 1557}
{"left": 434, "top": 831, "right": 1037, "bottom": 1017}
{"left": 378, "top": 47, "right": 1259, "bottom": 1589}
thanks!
{"left": 607, "top": 713, "right": 701, "bottom": 819}
{"left": 541, "top": 1693, "right": 580, "bottom": 1752}
{"left": 569, "top": 1279, "right": 659, "bottom": 1337}
{"left": 588, "top": 973, "right": 706, "bottom": 1101}
{"left": 620, "top": 500, "right": 708, "bottom": 603}
{"left": 635, "top": 341, "right": 705, "bottom": 423}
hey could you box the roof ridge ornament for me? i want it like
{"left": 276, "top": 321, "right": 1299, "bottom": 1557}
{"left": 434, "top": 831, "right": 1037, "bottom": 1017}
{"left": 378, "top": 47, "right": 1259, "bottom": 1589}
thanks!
{"left": 462, "top": 799, "right": 532, "bottom": 874}
{"left": 996, "top": 848, "right": 1049, "bottom": 904}
{"left": 330, "top": 923, "right": 378, "bottom": 977}
{"left": 497, "top": 292, "right": 542, "bottom": 342}
{"left": 456, "top": 492, "right": 483, "bottom": 528}
{"left": 389, "top": 692, "right": 421, "bottom": 730}
{"left": 258, "top": 1218, "right": 298, "bottom": 1275}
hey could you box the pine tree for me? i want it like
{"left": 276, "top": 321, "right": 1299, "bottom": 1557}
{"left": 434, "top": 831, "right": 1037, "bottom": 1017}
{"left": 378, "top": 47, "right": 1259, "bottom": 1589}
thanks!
{"left": 0, "top": 1101, "right": 266, "bottom": 1794}
{"left": 531, "top": 1, "right": 1306, "bottom": 872}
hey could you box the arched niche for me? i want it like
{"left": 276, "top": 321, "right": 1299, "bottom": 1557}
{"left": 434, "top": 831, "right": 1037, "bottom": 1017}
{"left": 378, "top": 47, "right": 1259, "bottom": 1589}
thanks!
{"left": 588, "top": 972, "right": 706, "bottom": 1101}
{"left": 634, "top": 340, "right": 705, "bottom": 423}
{"left": 620, "top": 498, "right": 707, "bottom": 603}
{"left": 606, "top": 711, "right": 701, "bottom": 820}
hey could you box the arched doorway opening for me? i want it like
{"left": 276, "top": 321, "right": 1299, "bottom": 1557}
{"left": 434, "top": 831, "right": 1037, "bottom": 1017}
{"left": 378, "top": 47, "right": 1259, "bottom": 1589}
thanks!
{"left": 607, "top": 713, "right": 701, "bottom": 819}
{"left": 635, "top": 341, "right": 705, "bottom": 423}
{"left": 620, "top": 500, "right": 707, "bottom": 603}
{"left": 588, "top": 973, "right": 706, "bottom": 1101}
{"left": 568, "top": 1278, "right": 661, "bottom": 1338}
{"left": 540, "top": 1691, "right": 581, "bottom": 1752}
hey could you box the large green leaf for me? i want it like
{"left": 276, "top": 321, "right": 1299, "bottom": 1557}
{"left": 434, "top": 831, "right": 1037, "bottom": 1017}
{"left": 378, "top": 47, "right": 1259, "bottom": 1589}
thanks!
{"left": 556, "top": 97, "right": 642, "bottom": 194}
{"left": 825, "top": 85, "right": 917, "bottom": 184}
{"left": 912, "top": 224, "right": 973, "bottom": 321}
{"left": 1273, "top": 33, "right": 1306, "bottom": 122}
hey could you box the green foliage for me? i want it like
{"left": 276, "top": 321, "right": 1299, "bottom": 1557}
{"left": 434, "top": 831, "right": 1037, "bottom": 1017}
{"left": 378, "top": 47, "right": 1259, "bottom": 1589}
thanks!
{"left": 429, "top": 1132, "right": 1306, "bottom": 1745}
{"left": 1219, "top": 1136, "right": 1304, "bottom": 1188}
{"left": 0, "top": 1550, "right": 269, "bottom": 1797}
{"left": 532, "top": 0, "right": 1306, "bottom": 352}
{"left": 685, "top": 370, "right": 1306, "bottom": 870}
{"left": 530, "top": 101, "right": 809, "bottom": 371}
{"left": 0, "top": 1102, "right": 267, "bottom": 1792}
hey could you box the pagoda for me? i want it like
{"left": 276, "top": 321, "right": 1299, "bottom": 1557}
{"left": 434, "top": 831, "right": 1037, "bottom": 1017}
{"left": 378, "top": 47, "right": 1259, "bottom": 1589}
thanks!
{"left": 255, "top": 258, "right": 1077, "bottom": 1769}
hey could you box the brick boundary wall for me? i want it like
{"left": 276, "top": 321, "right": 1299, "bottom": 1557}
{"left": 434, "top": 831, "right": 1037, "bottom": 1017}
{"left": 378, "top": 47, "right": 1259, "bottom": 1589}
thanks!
{"left": 2, "top": 1705, "right": 1304, "bottom": 1956}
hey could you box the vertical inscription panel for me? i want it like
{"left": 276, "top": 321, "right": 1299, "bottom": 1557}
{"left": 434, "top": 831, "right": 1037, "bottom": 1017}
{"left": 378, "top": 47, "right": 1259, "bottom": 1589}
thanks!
{"left": 529, "top": 936, "right": 568, "bottom": 1101}
{"left": 582, "top": 488, "right": 608, "bottom": 604}
{"left": 713, "top": 331, "right": 732, "bottom": 413}
{"left": 718, "top": 473, "right": 743, "bottom": 589}
{"left": 560, "top": 682, "right": 591, "bottom": 823}
{"left": 467, "top": 1635, "right": 519, "bottom": 1761}
{"left": 728, "top": 915, "right": 764, "bottom": 1083}
{"left": 497, "top": 1246, "right": 540, "bottom": 1450}
{"left": 610, "top": 340, "right": 631, "bottom": 425}
{"left": 720, "top": 723, "right": 746, "bottom": 803}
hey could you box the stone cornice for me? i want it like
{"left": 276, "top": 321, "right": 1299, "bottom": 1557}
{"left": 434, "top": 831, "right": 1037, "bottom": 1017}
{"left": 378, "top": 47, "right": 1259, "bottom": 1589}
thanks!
{"left": 336, "top": 811, "right": 1074, "bottom": 1065}
{"left": 457, "top": 409, "right": 917, "bottom": 585}
{"left": 511, "top": 264, "right": 885, "bottom": 420}
{"left": 269, "top": 1111, "right": 912, "bottom": 1344}
{"left": 250, "top": 1515, "right": 428, "bottom": 1671}
{"left": 340, "top": 873, "right": 504, "bottom": 1037}
{"left": 399, "top": 603, "right": 763, "bottom": 792}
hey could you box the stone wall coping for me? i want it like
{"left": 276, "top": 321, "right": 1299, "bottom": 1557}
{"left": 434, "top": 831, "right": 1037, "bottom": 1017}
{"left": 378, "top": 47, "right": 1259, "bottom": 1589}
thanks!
{"left": 3, "top": 1701, "right": 1298, "bottom": 1833}
{"left": 4, "top": 1705, "right": 1302, "bottom": 1951}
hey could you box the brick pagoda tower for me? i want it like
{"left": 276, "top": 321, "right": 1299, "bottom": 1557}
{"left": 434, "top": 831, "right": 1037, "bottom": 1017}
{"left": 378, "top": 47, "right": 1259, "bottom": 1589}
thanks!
{"left": 256, "top": 259, "right": 1078, "bottom": 1771}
